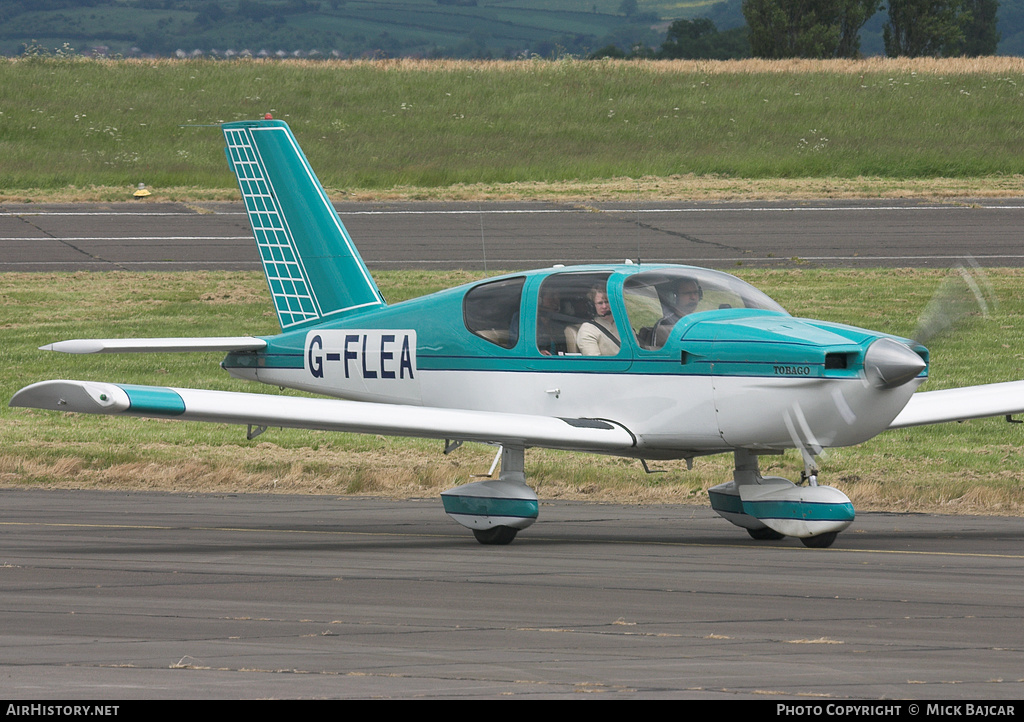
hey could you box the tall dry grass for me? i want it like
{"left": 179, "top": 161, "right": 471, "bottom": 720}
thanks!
{"left": 74, "top": 56, "right": 1024, "bottom": 74}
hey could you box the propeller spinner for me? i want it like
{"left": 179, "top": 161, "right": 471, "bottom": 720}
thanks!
{"left": 863, "top": 337, "right": 927, "bottom": 389}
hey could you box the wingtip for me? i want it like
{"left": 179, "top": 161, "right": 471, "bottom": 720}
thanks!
{"left": 10, "top": 380, "right": 130, "bottom": 413}
{"left": 40, "top": 340, "right": 104, "bottom": 354}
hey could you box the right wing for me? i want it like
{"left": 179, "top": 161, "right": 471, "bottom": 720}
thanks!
{"left": 10, "top": 380, "right": 637, "bottom": 454}
{"left": 888, "top": 380, "right": 1024, "bottom": 429}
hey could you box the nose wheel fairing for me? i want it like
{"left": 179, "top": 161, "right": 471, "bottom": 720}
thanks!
{"left": 709, "top": 450, "right": 854, "bottom": 547}
{"left": 709, "top": 478, "right": 854, "bottom": 539}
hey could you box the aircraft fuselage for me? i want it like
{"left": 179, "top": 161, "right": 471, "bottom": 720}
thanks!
{"left": 224, "top": 264, "right": 926, "bottom": 459}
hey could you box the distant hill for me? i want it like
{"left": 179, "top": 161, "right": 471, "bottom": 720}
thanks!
{"left": 0, "top": 0, "right": 663, "bottom": 59}
{"left": 2, "top": 0, "right": 1020, "bottom": 58}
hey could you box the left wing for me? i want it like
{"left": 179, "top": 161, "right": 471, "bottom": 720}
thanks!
{"left": 889, "top": 380, "right": 1024, "bottom": 429}
{"left": 10, "top": 380, "right": 637, "bottom": 454}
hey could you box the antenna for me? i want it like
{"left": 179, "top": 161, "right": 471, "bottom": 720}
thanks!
{"left": 479, "top": 201, "right": 488, "bottom": 274}
{"left": 635, "top": 178, "right": 642, "bottom": 264}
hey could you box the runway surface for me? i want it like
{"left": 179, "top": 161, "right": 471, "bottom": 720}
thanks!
{"left": 4, "top": 199, "right": 1024, "bottom": 699}
{"left": 2, "top": 198, "right": 1024, "bottom": 271}
{"left": 2, "top": 489, "right": 1023, "bottom": 700}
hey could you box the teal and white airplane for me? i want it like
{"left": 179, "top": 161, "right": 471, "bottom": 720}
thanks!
{"left": 12, "top": 118, "right": 1024, "bottom": 548}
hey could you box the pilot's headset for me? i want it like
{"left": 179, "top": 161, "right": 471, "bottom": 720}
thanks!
{"left": 672, "top": 278, "right": 703, "bottom": 304}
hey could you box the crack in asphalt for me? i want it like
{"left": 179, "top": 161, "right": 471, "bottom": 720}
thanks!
{"left": 2, "top": 205, "right": 130, "bottom": 271}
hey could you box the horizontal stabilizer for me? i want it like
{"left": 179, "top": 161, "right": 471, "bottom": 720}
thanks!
{"left": 41, "top": 337, "right": 268, "bottom": 354}
{"left": 10, "top": 380, "right": 637, "bottom": 453}
{"left": 889, "top": 380, "right": 1024, "bottom": 429}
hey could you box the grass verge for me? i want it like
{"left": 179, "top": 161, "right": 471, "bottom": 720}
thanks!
{"left": 3, "top": 174, "right": 1024, "bottom": 204}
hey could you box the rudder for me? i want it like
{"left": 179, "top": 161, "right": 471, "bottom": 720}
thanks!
{"left": 222, "top": 119, "right": 385, "bottom": 331}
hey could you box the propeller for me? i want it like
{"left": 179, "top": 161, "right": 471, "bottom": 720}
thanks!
{"left": 911, "top": 257, "right": 997, "bottom": 346}
{"left": 864, "top": 258, "right": 995, "bottom": 391}
{"left": 782, "top": 402, "right": 824, "bottom": 485}
{"left": 788, "top": 258, "right": 997, "bottom": 482}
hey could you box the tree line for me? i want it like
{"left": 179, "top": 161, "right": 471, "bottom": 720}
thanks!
{"left": 603, "top": 0, "right": 1000, "bottom": 60}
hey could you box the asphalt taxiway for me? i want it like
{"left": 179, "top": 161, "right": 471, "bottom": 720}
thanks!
{"left": 2, "top": 489, "right": 1022, "bottom": 699}
{"left": 3, "top": 198, "right": 1024, "bottom": 271}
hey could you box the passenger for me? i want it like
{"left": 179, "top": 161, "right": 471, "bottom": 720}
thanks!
{"left": 577, "top": 286, "right": 620, "bottom": 356}
{"left": 536, "top": 287, "right": 568, "bottom": 355}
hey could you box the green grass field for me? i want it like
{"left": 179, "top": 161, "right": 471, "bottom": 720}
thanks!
{"left": 4, "top": 268, "right": 1024, "bottom": 513}
{"left": 2, "top": 57, "right": 1023, "bottom": 199}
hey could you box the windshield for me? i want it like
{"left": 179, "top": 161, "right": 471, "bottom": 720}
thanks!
{"left": 622, "top": 268, "right": 788, "bottom": 350}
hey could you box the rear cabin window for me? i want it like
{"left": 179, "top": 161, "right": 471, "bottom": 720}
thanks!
{"left": 463, "top": 277, "right": 525, "bottom": 349}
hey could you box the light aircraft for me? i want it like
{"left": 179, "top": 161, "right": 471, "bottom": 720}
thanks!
{"left": 11, "top": 118, "right": 1024, "bottom": 548}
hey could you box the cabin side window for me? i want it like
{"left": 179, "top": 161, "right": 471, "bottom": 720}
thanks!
{"left": 535, "top": 272, "right": 615, "bottom": 356}
{"left": 463, "top": 277, "right": 525, "bottom": 349}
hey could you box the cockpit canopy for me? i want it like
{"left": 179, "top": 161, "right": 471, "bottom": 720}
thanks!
{"left": 461, "top": 266, "right": 790, "bottom": 355}
{"left": 622, "top": 268, "right": 789, "bottom": 350}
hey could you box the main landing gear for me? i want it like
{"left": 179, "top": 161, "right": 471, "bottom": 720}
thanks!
{"left": 443, "top": 445, "right": 853, "bottom": 548}
{"left": 440, "top": 445, "right": 538, "bottom": 545}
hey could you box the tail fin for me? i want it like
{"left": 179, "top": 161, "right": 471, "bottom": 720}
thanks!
{"left": 222, "top": 119, "right": 386, "bottom": 331}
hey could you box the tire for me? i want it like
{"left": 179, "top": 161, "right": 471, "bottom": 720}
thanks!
{"left": 801, "top": 532, "right": 838, "bottom": 549}
{"left": 472, "top": 526, "right": 518, "bottom": 545}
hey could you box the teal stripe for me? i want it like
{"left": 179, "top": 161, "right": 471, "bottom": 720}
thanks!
{"left": 256, "top": 355, "right": 304, "bottom": 369}
{"left": 742, "top": 500, "right": 855, "bottom": 523}
{"left": 707, "top": 489, "right": 743, "bottom": 515}
{"left": 117, "top": 385, "right": 186, "bottom": 416}
{"left": 419, "top": 356, "right": 627, "bottom": 372}
{"left": 441, "top": 494, "right": 539, "bottom": 520}
{"left": 222, "top": 352, "right": 303, "bottom": 370}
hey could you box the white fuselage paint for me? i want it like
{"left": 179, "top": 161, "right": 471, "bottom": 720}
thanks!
{"left": 303, "top": 329, "right": 420, "bottom": 403}
{"left": 230, "top": 351, "right": 920, "bottom": 457}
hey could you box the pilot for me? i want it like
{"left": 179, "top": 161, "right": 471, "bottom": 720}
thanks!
{"left": 577, "top": 286, "right": 620, "bottom": 356}
{"left": 653, "top": 277, "right": 702, "bottom": 348}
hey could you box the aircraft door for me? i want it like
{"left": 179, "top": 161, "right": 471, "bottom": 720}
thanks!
{"left": 524, "top": 272, "right": 631, "bottom": 371}
{"left": 620, "top": 271, "right": 723, "bottom": 447}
